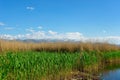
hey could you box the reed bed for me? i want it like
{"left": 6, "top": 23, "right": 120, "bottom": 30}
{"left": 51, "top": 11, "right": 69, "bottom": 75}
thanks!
{"left": 0, "top": 39, "right": 119, "bottom": 53}
{"left": 0, "top": 39, "right": 120, "bottom": 80}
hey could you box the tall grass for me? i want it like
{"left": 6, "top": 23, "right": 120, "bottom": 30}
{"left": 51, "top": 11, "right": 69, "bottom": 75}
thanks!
{"left": 0, "top": 51, "right": 80, "bottom": 80}
{"left": 0, "top": 39, "right": 119, "bottom": 53}
{"left": 1, "top": 51, "right": 120, "bottom": 80}
{"left": 0, "top": 39, "right": 120, "bottom": 80}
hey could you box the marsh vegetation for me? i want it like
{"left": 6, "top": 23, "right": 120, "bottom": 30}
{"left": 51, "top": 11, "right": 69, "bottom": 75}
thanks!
{"left": 0, "top": 40, "right": 120, "bottom": 80}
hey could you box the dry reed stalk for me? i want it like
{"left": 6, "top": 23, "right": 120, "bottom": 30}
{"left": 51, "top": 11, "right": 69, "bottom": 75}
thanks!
{"left": 0, "top": 39, "right": 119, "bottom": 52}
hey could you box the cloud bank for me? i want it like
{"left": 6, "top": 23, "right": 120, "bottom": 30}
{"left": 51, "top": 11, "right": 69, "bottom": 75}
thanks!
{"left": 0, "top": 29, "right": 120, "bottom": 44}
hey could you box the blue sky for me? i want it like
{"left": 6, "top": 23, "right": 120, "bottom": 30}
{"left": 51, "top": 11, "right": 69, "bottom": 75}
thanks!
{"left": 0, "top": 0, "right": 120, "bottom": 43}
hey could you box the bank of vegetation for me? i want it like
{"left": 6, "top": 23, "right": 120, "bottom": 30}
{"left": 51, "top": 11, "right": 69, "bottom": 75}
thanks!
{"left": 0, "top": 40, "right": 120, "bottom": 80}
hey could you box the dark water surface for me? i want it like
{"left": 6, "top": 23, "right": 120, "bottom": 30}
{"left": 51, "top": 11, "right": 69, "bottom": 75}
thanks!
{"left": 100, "top": 64, "right": 120, "bottom": 80}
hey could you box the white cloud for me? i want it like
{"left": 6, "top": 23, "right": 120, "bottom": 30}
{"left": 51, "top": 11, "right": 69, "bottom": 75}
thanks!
{"left": 48, "top": 30, "right": 57, "bottom": 35}
{"left": 26, "top": 27, "right": 35, "bottom": 33}
{"left": 0, "top": 22, "right": 5, "bottom": 26}
{"left": 106, "top": 36, "right": 120, "bottom": 44}
{"left": 28, "top": 31, "right": 46, "bottom": 39}
{"left": 106, "top": 36, "right": 120, "bottom": 40}
{"left": 0, "top": 29, "right": 120, "bottom": 44}
{"left": 65, "top": 32, "right": 83, "bottom": 40}
{"left": 4, "top": 27, "right": 14, "bottom": 30}
{"left": 38, "top": 26, "right": 42, "bottom": 29}
{"left": 0, "top": 34, "right": 15, "bottom": 40}
{"left": 26, "top": 6, "right": 35, "bottom": 10}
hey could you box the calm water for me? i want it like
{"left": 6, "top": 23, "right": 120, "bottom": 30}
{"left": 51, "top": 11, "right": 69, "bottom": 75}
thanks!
{"left": 100, "top": 64, "right": 120, "bottom": 80}
{"left": 100, "top": 69, "right": 120, "bottom": 80}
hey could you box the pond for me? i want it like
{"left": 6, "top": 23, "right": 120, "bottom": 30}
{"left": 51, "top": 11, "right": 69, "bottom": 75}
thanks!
{"left": 100, "top": 64, "right": 120, "bottom": 80}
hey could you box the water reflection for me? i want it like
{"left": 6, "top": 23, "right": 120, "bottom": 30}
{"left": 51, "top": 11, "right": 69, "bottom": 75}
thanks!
{"left": 100, "top": 64, "right": 120, "bottom": 80}
{"left": 100, "top": 69, "right": 120, "bottom": 80}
